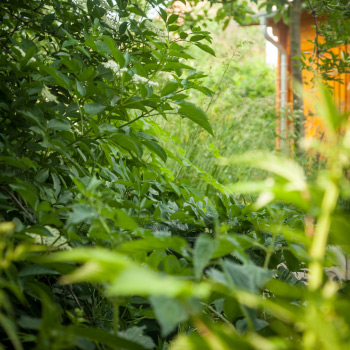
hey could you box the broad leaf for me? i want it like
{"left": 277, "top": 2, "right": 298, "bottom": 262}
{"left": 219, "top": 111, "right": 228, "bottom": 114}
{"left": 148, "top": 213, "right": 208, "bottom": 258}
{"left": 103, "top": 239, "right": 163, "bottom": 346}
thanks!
{"left": 178, "top": 103, "right": 213, "bottom": 135}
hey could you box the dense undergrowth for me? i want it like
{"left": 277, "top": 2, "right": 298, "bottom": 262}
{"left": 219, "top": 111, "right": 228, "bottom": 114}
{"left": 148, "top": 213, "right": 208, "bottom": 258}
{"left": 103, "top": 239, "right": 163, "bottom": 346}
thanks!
{"left": 1, "top": 1, "right": 350, "bottom": 350}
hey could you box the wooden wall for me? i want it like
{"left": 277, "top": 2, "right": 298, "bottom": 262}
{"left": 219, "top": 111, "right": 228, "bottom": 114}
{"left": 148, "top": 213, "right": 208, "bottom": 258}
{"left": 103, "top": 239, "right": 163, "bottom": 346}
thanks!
{"left": 268, "top": 12, "right": 350, "bottom": 149}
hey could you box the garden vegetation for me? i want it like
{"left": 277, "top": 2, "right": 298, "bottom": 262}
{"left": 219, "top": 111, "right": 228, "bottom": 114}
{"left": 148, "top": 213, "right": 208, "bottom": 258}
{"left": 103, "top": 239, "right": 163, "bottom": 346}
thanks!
{"left": 1, "top": 0, "right": 350, "bottom": 349}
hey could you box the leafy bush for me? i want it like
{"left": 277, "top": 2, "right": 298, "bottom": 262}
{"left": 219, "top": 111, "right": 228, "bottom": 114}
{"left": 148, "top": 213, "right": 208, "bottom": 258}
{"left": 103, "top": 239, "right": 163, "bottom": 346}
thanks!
{"left": 1, "top": 1, "right": 350, "bottom": 350}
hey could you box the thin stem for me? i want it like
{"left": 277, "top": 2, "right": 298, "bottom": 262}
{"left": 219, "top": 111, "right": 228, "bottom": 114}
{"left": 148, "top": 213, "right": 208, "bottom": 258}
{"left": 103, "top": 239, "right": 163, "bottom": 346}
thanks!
{"left": 308, "top": 179, "right": 339, "bottom": 290}
{"left": 0, "top": 186, "right": 36, "bottom": 223}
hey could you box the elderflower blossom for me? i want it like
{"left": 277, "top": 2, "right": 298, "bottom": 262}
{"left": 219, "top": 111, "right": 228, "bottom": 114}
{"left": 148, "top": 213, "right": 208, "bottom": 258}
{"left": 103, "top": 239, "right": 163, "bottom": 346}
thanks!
{"left": 27, "top": 226, "right": 71, "bottom": 250}
{"left": 148, "top": 81, "right": 159, "bottom": 87}
{"left": 102, "top": 61, "right": 128, "bottom": 77}
{"left": 42, "top": 85, "right": 58, "bottom": 103}
{"left": 102, "top": 60, "right": 120, "bottom": 74}
{"left": 132, "top": 74, "right": 158, "bottom": 87}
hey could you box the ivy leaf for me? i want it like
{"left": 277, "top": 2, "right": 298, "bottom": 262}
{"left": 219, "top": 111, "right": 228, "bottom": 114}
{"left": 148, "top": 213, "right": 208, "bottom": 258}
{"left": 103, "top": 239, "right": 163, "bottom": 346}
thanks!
{"left": 178, "top": 103, "right": 213, "bottom": 135}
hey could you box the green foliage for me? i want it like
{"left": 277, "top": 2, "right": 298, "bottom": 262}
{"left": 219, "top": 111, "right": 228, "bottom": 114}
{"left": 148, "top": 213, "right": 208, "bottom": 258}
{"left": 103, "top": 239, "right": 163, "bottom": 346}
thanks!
{"left": 158, "top": 20, "right": 276, "bottom": 192}
{"left": 1, "top": 1, "right": 350, "bottom": 350}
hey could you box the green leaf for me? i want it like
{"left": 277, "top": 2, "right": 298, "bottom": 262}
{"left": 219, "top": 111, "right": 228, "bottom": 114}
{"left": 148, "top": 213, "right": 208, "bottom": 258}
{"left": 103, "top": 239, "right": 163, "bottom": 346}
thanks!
{"left": 45, "top": 248, "right": 210, "bottom": 298}
{"left": 19, "top": 264, "right": 59, "bottom": 277}
{"left": 223, "top": 152, "right": 307, "bottom": 192}
{"left": 113, "top": 134, "right": 142, "bottom": 157}
{"left": 316, "top": 83, "right": 346, "bottom": 133}
{"left": 118, "top": 327, "right": 155, "bottom": 349}
{"left": 40, "top": 65, "right": 71, "bottom": 90}
{"left": 83, "top": 103, "right": 106, "bottom": 115}
{"left": 101, "top": 36, "right": 126, "bottom": 66}
{"left": 194, "top": 234, "right": 218, "bottom": 280}
{"left": 47, "top": 119, "right": 71, "bottom": 131}
{"left": 76, "top": 80, "right": 86, "bottom": 97}
{"left": 116, "top": 209, "right": 138, "bottom": 230}
{"left": 71, "top": 326, "right": 147, "bottom": 350}
{"left": 150, "top": 296, "right": 188, "bottom": 336}
{"left": 21, "top": 46, "right": 36, "bottom": 68}
{"left": 25, "top": 225, "right": 53, "bottom": 237}
{"left": 119, "top": 22, "right": 128, "bottom": 35}
{"left": 67, "top": 205, "right": 96, "bottom": 225}
{"left": 10, "top": 182, "right": 38, "bottom": 209}
{"left": 142, "top": 140, "right": 167, "bottom": 162}
{"left": 222, "top": 260, "right": 273, "bottom": 293}
{"left": 107, "top": 267, "right": 209, "bottom": 298}
{"left": 195, "top": 42, "right": 216, "bottom": 56}
{"left": 0, "top": 314, "right": 23, "bottom": 350}
{"left": 167, "top": 14, "right": 179, "bottom": 25}
{"left": 0, "top": 156, "right": 36, "bottom": 170}
{"left": 178, "top": 103, "right": 213, "bottom": 135}
{"left": 161, "top": 82, "right": 179, "bottom": 96}
{"left": 118, "top": 236, "right": 186, "bottom": 254}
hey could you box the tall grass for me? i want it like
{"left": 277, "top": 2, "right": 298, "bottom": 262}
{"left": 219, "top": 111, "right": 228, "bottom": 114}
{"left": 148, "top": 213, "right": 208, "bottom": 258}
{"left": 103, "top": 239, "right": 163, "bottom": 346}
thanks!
{"left": 159, "top": 20, "right": 277, "bottom": 194}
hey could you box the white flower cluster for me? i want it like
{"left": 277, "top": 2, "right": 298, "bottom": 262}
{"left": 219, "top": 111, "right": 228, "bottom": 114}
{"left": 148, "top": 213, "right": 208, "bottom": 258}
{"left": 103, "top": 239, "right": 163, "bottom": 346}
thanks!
{"left": 27, "top": 226, "right": 71, "bottom": 250}
{"left": 102, "top": 60, "right": 128, "bottom": 76}
{"left": 144, "top": 20, "right": 167, "bottom": 43}
{"left": 132, "top": 73, "right": 159, "bottom": 87}
{"left": 103, "top": 60, "right": 119, "bottom": 74}
{"left": 42, "top": 85, "right": 58, "bottom": 103}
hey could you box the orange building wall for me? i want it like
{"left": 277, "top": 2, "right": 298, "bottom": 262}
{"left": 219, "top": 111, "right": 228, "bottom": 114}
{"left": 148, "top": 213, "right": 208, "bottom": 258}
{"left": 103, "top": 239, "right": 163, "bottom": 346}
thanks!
{"left": 268, "top": 12, "right": 350, "bottom": 149}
